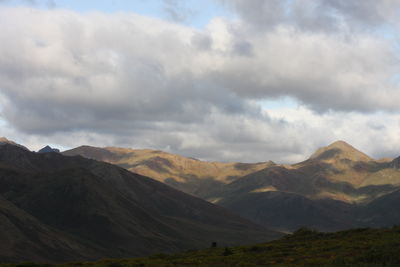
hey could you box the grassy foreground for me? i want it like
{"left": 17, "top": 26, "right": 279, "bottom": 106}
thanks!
{"left": 4, "top": 226, "right": 400, "bottom": 266}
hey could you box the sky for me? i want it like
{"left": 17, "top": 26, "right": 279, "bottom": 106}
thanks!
{"left": 1, "top": 0, "right": 400, "bottom": 163}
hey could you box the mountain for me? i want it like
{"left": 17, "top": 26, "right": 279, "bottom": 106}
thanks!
{"left": 0, "top": 137, "right": 28, "bottom": 151}
{"left": 62, "top": 141, "right": 400, "bottom": 233}
{"left": 212, "top": 141, "right": 400, "bottom": 231}
{"left": 288, "top": 141, "right": 399, "bottom": 199}
{"left": 309, "top": 140, "right": 372, "bottom": 163}
{"left": 63, "top": 146, "right": 274, "bottom": 200}
{"left": 293, "top": 140, "right": 379, "bottom": 187}
{"left": 357, "top": 189, "right": 400, "bottom": 227}
{"left": 217, "top": 190, "right": 356, "bottom": 232}
{"left": 0, "top": 144, "right": 280, "bottom": 263}
{"left": 38, "top": 145, "right": 60, "bottom": 153}
{"left": 0, "top": 195, "right": 97, "bottom": 263}
{"left": 210, "top": 165, "right": 357, "bottom": 231}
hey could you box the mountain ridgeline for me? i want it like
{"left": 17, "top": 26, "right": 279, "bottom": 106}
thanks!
{"left": 62, "top": 146, "right": 275, "bottom": 201}
{"left": 64, "top": 141, "right": 400, "bottom": 232}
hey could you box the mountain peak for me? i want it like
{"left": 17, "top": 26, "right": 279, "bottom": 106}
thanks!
{"left": 327, "top": 140, "right": 352, "bottom": 148}
{"left": 310, "top": 140, "right": 372, "bottom": 162}
{"left": 38, "top": 145, "right": 60, "bottom": 153}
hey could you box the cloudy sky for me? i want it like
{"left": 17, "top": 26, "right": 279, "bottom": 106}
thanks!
{"left": 1, "top": 0, "right": 400, "bottom": 163}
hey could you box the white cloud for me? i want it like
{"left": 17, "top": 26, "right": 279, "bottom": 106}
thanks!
{"left": 1, "top": 5, "right": 400, "bottom": 163}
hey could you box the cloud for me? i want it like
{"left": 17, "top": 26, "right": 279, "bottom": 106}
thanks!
{"left": 1, "top": 6, "right": 400, "bottom": 162}
{"left": 217, "top": 0, "right": 400, "bottom": 32}
{"left": 209, "top": 25, "right": 400, "bottom": 112}
{"left": 217, "top": 0, "right": 286, "bottom": 30}
{"left": 0, "top": 9, "right": 257, "bottom": 133}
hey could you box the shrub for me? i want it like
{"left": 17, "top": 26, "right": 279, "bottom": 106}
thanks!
{"left": 223, "top": 247, "right": 233, "bottom": 256}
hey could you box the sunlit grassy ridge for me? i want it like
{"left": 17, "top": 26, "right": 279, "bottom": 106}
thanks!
{"left": 6, "top": 226, "right": 400, "bottom": 267}
{"left": 64, "top": 146, "right": 274, "bottom": 184}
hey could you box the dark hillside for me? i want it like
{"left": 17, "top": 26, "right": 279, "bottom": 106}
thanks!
{"left": 0, "top": 144, "right": 280, "bottom": 263}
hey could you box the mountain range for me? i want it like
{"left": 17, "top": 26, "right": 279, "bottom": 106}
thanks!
{"left": 2, "top": 137, "right": 400, "bottom": 263}
{"left": 62, "top": 146, "right": 275, "bottom": 201}
{"left": 64, "top": 140, "right": 400, "bottom": 232}
{"left": 0, "top": 142, "right": 278, "bottom": 263}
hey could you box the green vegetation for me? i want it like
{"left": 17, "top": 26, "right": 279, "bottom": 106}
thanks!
{"left": 4, "top": 226, "right": 400, "bottom": 266}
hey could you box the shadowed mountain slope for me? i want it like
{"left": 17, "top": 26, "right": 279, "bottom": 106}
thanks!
{"left": 0, "top": 195, "right": 98, "bottom": 263}
{"left": 0, "top": 137, "right": 28, "bottom": 151}
{"left": 357, "top": 189, "right": 400, "bottom": 227}
{"left": 0, "top": 144, "right": 280, "bottom": 263}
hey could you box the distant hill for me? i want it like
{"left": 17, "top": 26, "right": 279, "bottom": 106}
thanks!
{"left": 0, "top": 144, "right": 279, "bottom": 263}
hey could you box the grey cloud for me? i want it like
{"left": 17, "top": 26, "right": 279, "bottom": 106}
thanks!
{"left": 218, "top": 0, "right": 286, "bottom": 30}
{"left": 205, "top": 25, "right": 400, "bottom": 112}
{"left": 232, "top": 40, "right": 253, "bottom": 57}
{"left": 1, "top": 8, "right": 399, "bottom": 117}
{"left": 0, "top": 8, "right": 256, "bottom": 136}
{"left": 321, "top": 0, "right": 400, "bottom": 27}
{"left": 218, "top": 0, "right": 400, "bottom": 32}
{"left": 368, "top": 122, "right": 386, "bottom": 131}
{"left": 191, "top": 32, "right": 212, "bottom": 50}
